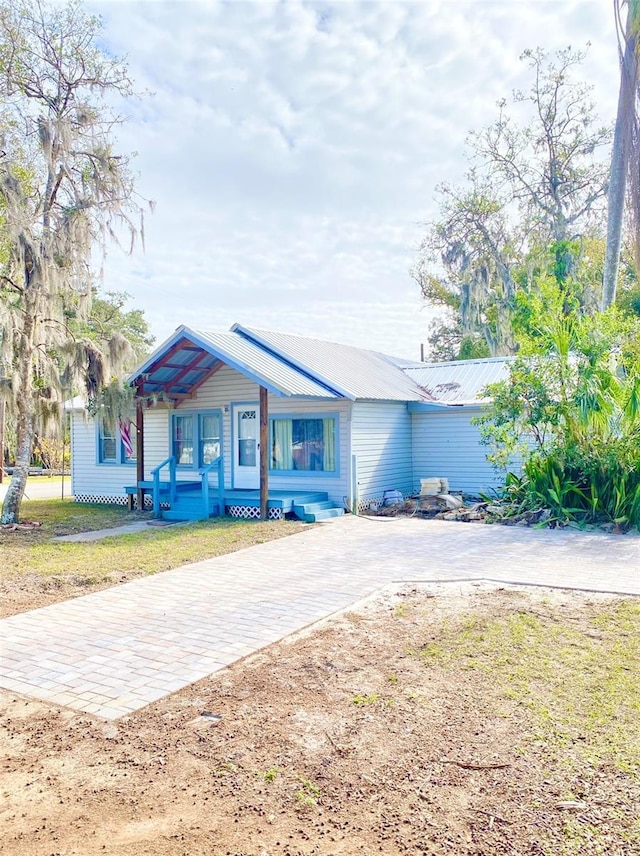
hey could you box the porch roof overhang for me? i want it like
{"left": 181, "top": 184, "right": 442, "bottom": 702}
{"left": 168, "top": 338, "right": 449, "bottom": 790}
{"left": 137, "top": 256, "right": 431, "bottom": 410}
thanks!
{"left": 128, "top": 326, "right": 345, "bottom": 401}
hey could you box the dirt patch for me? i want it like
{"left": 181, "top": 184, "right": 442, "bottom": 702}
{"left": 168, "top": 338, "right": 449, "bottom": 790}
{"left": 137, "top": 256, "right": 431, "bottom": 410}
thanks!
{"left": 1, "top": 584, "right": 639, "bottom": 855}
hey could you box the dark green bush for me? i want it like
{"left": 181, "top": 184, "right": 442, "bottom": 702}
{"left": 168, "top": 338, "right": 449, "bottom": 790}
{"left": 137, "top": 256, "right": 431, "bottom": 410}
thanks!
{"left": 506, "top": 437, "right": 640, "bottom": 529}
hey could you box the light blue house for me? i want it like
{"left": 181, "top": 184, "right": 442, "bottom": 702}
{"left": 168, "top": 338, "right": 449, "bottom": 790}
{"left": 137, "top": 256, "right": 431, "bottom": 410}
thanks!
{"left": 69, "top": 324, "right": 511, "bottom": 521}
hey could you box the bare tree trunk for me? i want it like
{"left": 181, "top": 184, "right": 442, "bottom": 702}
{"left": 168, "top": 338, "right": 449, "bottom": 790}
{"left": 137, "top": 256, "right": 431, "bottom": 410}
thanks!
{"left": 1, "top": 398, "right": 34, "bottom": 523}
{"left": 1, "top": 296, "right": 36, "bottom": 524}
{"left": 603, "top": 123, "right": 631, "bottom": 310}
{"left": 0, "top": 400, "right": 5, "bottom": 483}
{"left": 602, "top": 4, "right": 639, "bottom": 310}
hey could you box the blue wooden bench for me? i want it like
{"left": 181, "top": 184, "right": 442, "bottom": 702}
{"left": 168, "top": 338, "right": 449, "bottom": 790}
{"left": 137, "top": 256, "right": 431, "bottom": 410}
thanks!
{"left": 124, "top": 485, "right": 143, "bottom": 511}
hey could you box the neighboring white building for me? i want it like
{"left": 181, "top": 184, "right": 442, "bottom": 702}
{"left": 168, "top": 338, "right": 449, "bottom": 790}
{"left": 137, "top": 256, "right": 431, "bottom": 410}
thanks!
{"left": 68, "top": 324, "right": 513, "bottom": 521}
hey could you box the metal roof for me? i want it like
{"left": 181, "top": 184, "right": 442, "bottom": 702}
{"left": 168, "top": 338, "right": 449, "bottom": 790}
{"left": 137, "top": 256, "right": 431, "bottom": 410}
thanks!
{"left": 192, "top": 329, "right": 342, "bottom": 398}
{"left": 233, "top": 325, "right": 428, "bottom": 402}
{"left": 129, "top": 323, "right": 509, "bottom": 405}
{"left": 129, "top": 326, "right": 342, "bottom": 400}
{"left": 403, "top": 357, "right": 514, "bottom": 405}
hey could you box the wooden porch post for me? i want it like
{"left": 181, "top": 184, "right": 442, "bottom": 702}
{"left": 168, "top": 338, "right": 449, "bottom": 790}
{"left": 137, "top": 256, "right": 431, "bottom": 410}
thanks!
{"left": 259, "top": 386, "right": 268, "bottom": 520}
{"left": 135, "top": 379, "right": 145, "bottom": 512}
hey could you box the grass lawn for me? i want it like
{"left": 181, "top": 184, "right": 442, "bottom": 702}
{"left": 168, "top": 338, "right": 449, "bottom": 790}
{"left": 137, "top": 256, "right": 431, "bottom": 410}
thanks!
{"left": 413, "top": 593, "right": 640, "bottom": 853}
{"left": 419, "top": 597, "right": 640, "bottom": 769}
{"left": 0, "top": 498, "right": 305, "bottom": 616}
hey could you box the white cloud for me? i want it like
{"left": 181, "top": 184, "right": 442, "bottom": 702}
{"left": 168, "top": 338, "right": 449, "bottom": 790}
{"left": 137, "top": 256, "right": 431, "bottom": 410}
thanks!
{"left": 89, "top": 0, "right": 619, "bottom": 358}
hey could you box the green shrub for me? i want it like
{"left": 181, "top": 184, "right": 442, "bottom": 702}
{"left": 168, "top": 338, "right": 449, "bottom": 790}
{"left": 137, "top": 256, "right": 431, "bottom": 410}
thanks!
{"left": 510, "top": 440, "right": 640, "bottom": 528}
{"left": 476, "top": 290, "right": 640, "bottom": 531}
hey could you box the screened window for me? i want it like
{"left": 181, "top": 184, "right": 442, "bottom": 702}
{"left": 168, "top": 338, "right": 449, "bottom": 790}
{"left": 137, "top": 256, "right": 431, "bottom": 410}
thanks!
{"left": 173, "top": 415, "right": 194, "bottom": 465}
{"left": 271, "top": 417, "right": 336, "bottom": 472}
{"left": 199, "top": 413, "right": 221, "bottom": 466}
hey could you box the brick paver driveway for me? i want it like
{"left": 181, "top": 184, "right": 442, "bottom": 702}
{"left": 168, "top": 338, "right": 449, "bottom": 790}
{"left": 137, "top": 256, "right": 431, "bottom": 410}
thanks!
{"left": 1, "top": 516, "right": 638, "bottom": 719}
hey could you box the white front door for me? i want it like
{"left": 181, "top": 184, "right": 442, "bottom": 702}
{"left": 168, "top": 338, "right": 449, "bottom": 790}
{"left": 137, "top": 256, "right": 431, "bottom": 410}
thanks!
{"left": 233, "top": 404, "right": 260, "bottom": 489}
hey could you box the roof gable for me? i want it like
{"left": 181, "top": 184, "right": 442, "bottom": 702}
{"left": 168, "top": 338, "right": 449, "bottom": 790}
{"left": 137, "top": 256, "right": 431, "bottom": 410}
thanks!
{"left": 128, "top": 322, "right": 508, "bottom": 405}
{"left": 129, "top": 326, "right": 343, "bottom": 400}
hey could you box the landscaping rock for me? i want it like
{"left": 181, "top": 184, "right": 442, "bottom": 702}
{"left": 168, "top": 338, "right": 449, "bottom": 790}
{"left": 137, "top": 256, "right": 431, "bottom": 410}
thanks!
{"left": 419, "top": 494, "right": 464, "bottom": 511}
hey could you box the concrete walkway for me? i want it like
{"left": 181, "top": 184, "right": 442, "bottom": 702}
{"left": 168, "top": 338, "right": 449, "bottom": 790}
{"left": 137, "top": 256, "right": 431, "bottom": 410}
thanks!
{"left": 1, "top": 516, "right": 638, "bottom": 720}
{"left": 54, "top": 519, "right": 179, "bottom": 542}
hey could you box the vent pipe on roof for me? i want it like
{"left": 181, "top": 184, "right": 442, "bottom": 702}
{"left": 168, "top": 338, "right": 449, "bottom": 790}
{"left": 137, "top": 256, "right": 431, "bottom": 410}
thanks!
{"left": 420, "top": 343, "right": 425, "bottom": 363}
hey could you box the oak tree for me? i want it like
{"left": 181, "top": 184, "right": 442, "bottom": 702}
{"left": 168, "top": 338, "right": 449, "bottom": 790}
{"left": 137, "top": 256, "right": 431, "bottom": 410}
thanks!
{"left": 414, "top": 47, "right": 612, "bottom": 358}
{"left": 0, "top": 0, "right": 146, "bottom": 523}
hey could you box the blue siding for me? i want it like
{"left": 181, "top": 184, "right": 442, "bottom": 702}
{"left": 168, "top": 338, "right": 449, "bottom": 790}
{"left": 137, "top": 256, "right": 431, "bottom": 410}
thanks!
{"left": 351, "top": 401, "right": 413, "bottom": 503}
{"left": 411, "top": 407, "right": 505, "bottom": 495}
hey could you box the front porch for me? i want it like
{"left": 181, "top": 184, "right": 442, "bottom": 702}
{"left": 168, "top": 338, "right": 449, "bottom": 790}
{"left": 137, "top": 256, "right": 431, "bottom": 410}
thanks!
{"left": 125, "top": 481, "right": 344, "bottom": 523}
{"left": 126, "top": 326, "right": 349, "bottom": 523}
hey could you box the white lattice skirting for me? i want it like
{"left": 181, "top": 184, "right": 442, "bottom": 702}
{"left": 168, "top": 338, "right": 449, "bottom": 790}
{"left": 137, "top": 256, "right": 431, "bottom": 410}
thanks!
{"left": 226, "top": 505, "right": 283, "bottom": 520}
{"left": 74, "top": 495, "right": 160, "bottom": 509}
{"left": 74, "top": 494, "right": 153, "bottom": 508}
{"left": 357, "top": 496, "right": 385, "bottom": 514}
{"left": 74, "top": 496, "right": 282, "bottom": 519}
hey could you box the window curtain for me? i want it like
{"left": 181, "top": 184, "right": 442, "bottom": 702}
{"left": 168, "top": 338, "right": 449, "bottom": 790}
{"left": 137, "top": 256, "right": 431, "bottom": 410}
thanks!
{"left": 174, "top": 415, "right": 194, "bottom": 465}
{"left": 200, "top": 414, "right": 221, "bottom": 465}
{"left": 272, "top": 419, "right": 293, "bottom": 470}
{"left": 323, "top": 418, "right": 336, "bottom": 471}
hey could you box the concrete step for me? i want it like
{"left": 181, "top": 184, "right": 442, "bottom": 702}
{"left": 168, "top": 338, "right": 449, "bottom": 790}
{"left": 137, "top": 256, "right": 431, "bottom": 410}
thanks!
{"left": 289, "top": 491, "right": 329, "bottom": 504}
{"left": 162, "top": 510, "right": 207, "bottom": 522}
{"left": 170, "top": 496, "right": 219, "bottom": 510}
{"left": 174, "top": 482, "right": 203, "bottom": 494}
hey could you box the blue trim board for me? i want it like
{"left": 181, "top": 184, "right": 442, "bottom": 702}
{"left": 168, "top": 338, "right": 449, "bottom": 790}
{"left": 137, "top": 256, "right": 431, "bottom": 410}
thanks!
{"left": 407, "top": 401, "right": 480, "bottom": 413}
{"left": 127, "top": 327, "right": 188, "bottom": 382}
{"left": 182, "top": 329, "right": 292, "bottom": 397}
{"left": 130, "top": 327, "right": 302, "bottom": 399}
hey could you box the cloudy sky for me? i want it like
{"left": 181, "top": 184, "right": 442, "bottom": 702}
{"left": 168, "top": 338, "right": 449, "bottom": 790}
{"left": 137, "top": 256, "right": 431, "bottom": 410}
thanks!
{"left": 90, "top": 0, "right": 620, "bottom": 359}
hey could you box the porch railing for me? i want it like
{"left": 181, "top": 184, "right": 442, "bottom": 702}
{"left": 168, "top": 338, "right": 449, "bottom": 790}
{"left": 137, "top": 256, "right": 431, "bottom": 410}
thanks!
{"left": 199, "top": 455, "right": 224, "bottom": 518}
{"left": 150, "top": 456, "right": 176, "bottom": 517}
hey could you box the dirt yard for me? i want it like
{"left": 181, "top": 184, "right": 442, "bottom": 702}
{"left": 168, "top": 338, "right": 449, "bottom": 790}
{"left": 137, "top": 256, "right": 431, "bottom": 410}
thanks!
{"left": 1, "top": 583, "right": 639, "bottom": 856}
